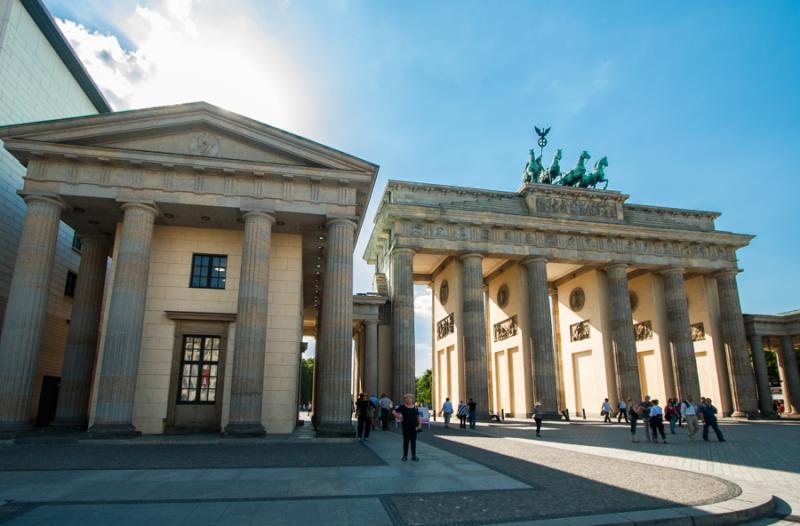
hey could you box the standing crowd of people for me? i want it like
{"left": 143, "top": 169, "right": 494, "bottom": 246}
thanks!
{"left": 621, "top": 395, "right": 726, "bottom": 443}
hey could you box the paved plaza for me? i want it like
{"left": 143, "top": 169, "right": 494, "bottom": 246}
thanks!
{"left": 0, "top": 416, "right": 796, "bottom": 525}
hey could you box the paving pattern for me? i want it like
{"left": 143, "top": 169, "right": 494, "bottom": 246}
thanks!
{"left": 0, "top": 416, "right": 795, "bottom": 525}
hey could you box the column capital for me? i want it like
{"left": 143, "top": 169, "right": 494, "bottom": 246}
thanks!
{"left": 21, "top": 193, "right": 66, "bottom": 211}
{"left": 522, "top": 256, "right": 548, "bottom": 267}
{"left": 713, "top": 268, "right": 741, "bottom": 279}
{"left": 659, "top": 267, "right": 686, "bottom": 276}
{"left": 241, "top": 210, "right": 276, "bottom": 224}
{"left": 76, "top": 234, "right": 111, "bottom": 247}
{"left": 326, "top": 217, "right": 357, "bottom": 230}
{"left": 392, "top": 247, "right": 416, "bottom": 257}
{"left": 459, "top": 252, "right": 484, "bottom": 262}
{"left": 120, "top": 201, "right": 159, "bottom": 217}
{"left": 603, "top": 261, "right": 629, "bottom": 273}
{"left": 363, "top": 318, "right": 379, "bottom": 327}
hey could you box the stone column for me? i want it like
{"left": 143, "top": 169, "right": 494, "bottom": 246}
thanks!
{"left": 715, "top": 270, "right": 759, "bottom": 417}
{"left": 0, "top": 195, "right": 64, "bottom": 433}
{"left": 747, "top": 334, "right": 777, "bottom": 418}
{"left": 52, "top": 236, "right": 110, "bottom": 428}
{"left": 363, "top": 320, "right": 379, "bottom": 396}
{"left": 779, "top": 335, "right": 800, "bottom": 415}
{"left": 550, "top": 287, "right": 566, "bottom": 413}
{"left": 661, "top": 269, "right": 701, "bottom": 402}
{"left": 391, "top": 248, "right": 415, "bottom": 403}
{"left": 522, "top": 258, "right": 558, "bottom": 418}
{"left": 315, "top": 218, "right": 356, "bottom": 436}
{"left": 604, "top": 263, "right": 642, "bottom": 403}
{"left": 461, "top": 253, "right": 489, "bottom": 419}
{"left": 224, "top": 211, "right": 275, "bottom": 436}
{"left": 90, "top": 203, "right": 157, "bottom": 436}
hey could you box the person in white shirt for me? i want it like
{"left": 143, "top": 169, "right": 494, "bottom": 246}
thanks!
{"left": 441, "top": 398, "right": 454, "bottom": 428}
{"left": 378, "top": 394, "right": 393, "bottom": 431}
{"left": 601, "top": 398, "right": 612, "bottom": 423}
{"left": 648, "top": 399, "right": 667, "bottom": 443}
{"left": 617, "top": 398, "right": 628, "bottom": 423}
{"left": 681, "top": 396, "right": 699, "bottom": 439}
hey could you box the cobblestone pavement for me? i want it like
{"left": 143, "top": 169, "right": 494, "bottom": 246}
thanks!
{"left": 427, "top": 417, "right": 800, "bottom": 524}
{"left": 0, "top": 417, "right": 789, "bottom": 525}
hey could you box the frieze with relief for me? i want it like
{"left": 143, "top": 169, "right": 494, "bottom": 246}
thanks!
{"left": 691, "top": 322, "right": 705, "bottom": 341}
{"left": 570, "top": 320, "right": 590, "bottom": 342}
{"left": 634, "top": 320, "right": 653, "bottom": 341}
{"left": 493, "top": 315, "right": 518, "bottom": 342}
{"left": 436, "top": 313, "right": 454, "bottom": 340}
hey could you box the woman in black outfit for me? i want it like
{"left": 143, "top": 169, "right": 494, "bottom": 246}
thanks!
{"left": 393, "top": 393, "right": 421, "bottom": 461}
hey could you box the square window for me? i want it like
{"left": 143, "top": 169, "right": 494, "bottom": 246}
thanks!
{"left": 189, "top": 254, "right": 227, "bottom": 289}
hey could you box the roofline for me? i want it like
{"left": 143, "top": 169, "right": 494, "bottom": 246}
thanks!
{"left": 20, "top": 0, "right": 112, "bottom": 113}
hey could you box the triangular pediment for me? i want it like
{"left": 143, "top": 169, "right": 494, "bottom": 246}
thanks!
{"left": 0, "top": 102, "right": 376, "bottom": 173}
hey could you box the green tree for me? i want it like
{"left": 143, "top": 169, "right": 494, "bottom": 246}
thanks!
{"left": 416, "top": 369, "right": 432, "bottom": 406}
{"left": 300, "top": 358, "right": 314, "bottom": 406}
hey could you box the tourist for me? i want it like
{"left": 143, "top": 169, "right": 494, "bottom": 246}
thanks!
{"left": 627, "top": 398, "right": 640, "bottom": 442}
{"left": 649, "top": 399, "right": 667, "bottom": 443}
{"left": 457, "top": 400, "right": 468, "bottom": 429}
{"left": 602, "top": 398, "right": 612, "bottom": 423}
{"left": 355, "top": 393, "right": 375, "bottom": 442}
{"left": 639, "top": 395, "right": 653, "bottom": 442}
{"left": 467, "top": 398, "right": 477, "bottom": 429}
{"left": 441, "top": 397, "right": 454, "bottom": 428}
{"left": 617, "top": 398, "right": 628, "bottom": 423}
{"left": 393, "top": 393, "right": 421, "bottom": 461}
{"left": 665, "top": 398, "right": 679, "bottom": 435}
{"left": 370, "top": 393, "right": 380, "bottom": 427}
{"left": 681, "top": 396, "right": 698, "bottom": 439}
{"left": 532, "top": 402, "right": 543, "bottom": 437}
{"left": 699, "top": 397, "right": 725, "bottom": 442}
{"left": 379, "top": 393, "right": 393, "bottom": 431}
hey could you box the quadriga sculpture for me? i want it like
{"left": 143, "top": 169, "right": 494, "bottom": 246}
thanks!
{"left": 560, "top": 150, "right": 590, "bottom": 187}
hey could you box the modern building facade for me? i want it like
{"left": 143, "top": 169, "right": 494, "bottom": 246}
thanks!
{"left": 0, "top": 0, "right": 110, "bottom": 428}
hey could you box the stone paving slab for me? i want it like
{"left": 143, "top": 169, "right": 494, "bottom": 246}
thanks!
{"left": 0, "top": 442, "right": 384, "bottom": 470}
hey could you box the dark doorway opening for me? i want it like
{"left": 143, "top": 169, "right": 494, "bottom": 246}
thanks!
{"left": 36, "top": 376, "right": 60, "bottom": 427}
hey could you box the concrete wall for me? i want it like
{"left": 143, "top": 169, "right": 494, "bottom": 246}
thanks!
{"left": 0, "top": 0, "right": 102, "bottom": 421}
{"left": 432, "top": 259, "right": 464, "bottom": 407}
{"left": 629, "top": 273, "right": 672, "bottom": 402}
{"left": 90, "top": 225, "right": 303, "bottom": 434}
{"left": 486, "top": 264, "right": 532, "bottom": 417}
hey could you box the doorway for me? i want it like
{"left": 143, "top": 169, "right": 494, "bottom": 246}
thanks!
{"left": 36, "top": 376, "right": 60, "bottom": 427}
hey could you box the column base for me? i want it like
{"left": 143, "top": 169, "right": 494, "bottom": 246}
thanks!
{"left": 50, "top": 419, "right": 88, "bottom": 432}
{"left": 223, "top": 422, "right": 265, "bottom": 438}
{"left": 86, "top": 423, "right": 141, "bottom": 439}
{"left": 0, "top": 420, "right": 32, "bottom": 439}
{"left": 730, "top": 411, "right": 760, "bottom": 419}
{"left": 314, "top": 421, "right": 354, "bottom": 438}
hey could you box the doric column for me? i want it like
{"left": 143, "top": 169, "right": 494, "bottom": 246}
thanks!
{"left": 522, "top": 257, "right": 558, "bottom": 418}
{"left": 0, "top": 195, "right": 64, "bottom": 433}
{"left": 661, "top": 269, "right": 701, "bottom": 402}
{"left": 715, "top": 269, "right": 759, "bottom": 417}
{"left": 363, "top": 320, "right": 378, "bottom": 396}
{"left": 461, "top": 253, "right": 489, "bottom": 419}
{"left": 779, "top": 335, "right": 800, "bottom": 415}
{"left": 604, "top": 263, "right": 642, "bottom": 403}
{"left": 224, "top": 210, "right": 275, "bottom": 436}
{"left": 748, "top": 334, "right": 777, "bottom": 418}
{"left": 89, "top": 202, "right": 157, "bottom": 437}
{"left": 391, "top": 248, "right": 415, "bottom": 403}
{"left": 52, "top": 236, "right": 110, "bottom": 428}
{"left": 315, "top": 218, "right": 356, "bottom": 435}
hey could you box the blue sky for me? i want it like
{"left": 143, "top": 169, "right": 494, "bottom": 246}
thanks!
{"left": 46, "top": 1, "right": 800, "bottom": 373}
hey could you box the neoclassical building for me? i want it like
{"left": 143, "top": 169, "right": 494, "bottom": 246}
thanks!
{"left": 364, "top": 180, "right": 780, "bottom": 419}
{"left": 0, "top": 102, "right": 378, "bottom": 436}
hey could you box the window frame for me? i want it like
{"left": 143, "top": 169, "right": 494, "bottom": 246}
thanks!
{"left": 189, "top": 253, "right": 228, "bottom": 290}
{"left": 177, "top": 335, "right": 221, "bottom": 405}
{"left": 64, "top": 270, "right": 78, "bottom": 298}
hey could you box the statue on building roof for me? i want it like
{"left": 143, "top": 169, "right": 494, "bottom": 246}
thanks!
{"left": 523, "top": 126, "right": 610, "bottom": 190}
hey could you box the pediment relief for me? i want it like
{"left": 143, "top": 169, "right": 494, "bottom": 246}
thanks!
{"left": 84, "top": 126, "right": 325, "bottom": 168}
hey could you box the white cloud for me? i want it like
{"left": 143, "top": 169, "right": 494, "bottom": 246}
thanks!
{"left": 56, "top": 0, "right": 319, "bottom": 132}
{"left": 415, "top": 342, "right": 431, "bottom": 376}
{"left": 413, "top": 285, "right": 432, "bottom": 318}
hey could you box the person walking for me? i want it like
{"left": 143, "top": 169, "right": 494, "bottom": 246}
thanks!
{"left": 355, "top": 393, "right": 375, "bottom": 442}
{"left": 532, "top": 402, "right": 543, "bottom": 437}
{"left": 602, "top": 398, "right": 612, "bottom": 423}
{"left": 681, "top": 396, "right": 699, "bottom": 439}
{"left": 640, "top": 395, "right": 653, "bottom": 442}
{"left": 369, "top": 393, "right": 380, "bottom": 428}
{"left": 441, "top": 397, "right": 454, "bottom": 428}
{"left": 617, "top": 398, "right": 628, "bottom": 423}
{"left": 699, "top": 397, "right": 725, "bottom": 442}
{"left": 627, "top": 398, "right": 640, "bottom": 442}
{"left": 393, "top": 393, "right": 421, "bottom": 461}
{"left": 457, "top": 401, "right": 468, "bottom": 429}
{"left": 665, "top": 398, "right": 679, "bottom": 435}
{"left": 649, "top": 399, "right": 667, "bottom": 443}
{"left": 467, "top": 398, "right": 477, "bottom": 429}
{"left": 379, "top": 394, "right": 393, "bottom": 431}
